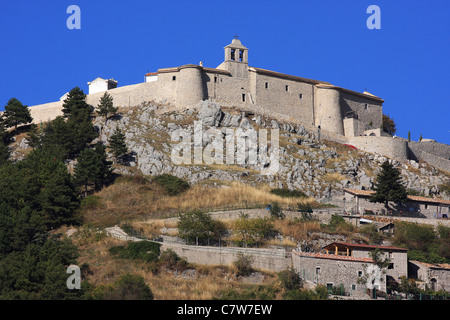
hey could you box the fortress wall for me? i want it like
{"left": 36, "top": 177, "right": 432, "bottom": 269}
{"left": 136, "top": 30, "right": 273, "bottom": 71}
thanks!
{"left": 315, "top": 87, "right": 344, "bottom": 135}
{"left": 340, "top": 91, "right": 383, "bottom": 129}
{"left": 251, "top": 73, "right": 315, "bottom": 126}
{"left": 408, "top": 141, "right": 450, "bottom": 161}
{"left": 29, "top": 101, "right": 63, "bottom": 124}
{"left": 348, "top": 136, "right": 408, "bottom": 162}
{"left": 175, "top": 65, "right": 206, "bottom": 109}
{"left": 414, "top": 150, "right": 450, "bottom": 173}
{"left": 209, "top": 73, "right": 249, "bottom": 107}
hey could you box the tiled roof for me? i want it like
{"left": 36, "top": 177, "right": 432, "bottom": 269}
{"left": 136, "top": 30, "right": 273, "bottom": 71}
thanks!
{"left": 145, "top": 72, "right": 158, "bottom": 76}
{"left": 410, "top": 260, "right": 450, "bottom": 270}
{"left": 344, "top": 188, "right": 450, "bottom": 205}
{"left": 292, "top": 250, "right": 374, "bottom": 263}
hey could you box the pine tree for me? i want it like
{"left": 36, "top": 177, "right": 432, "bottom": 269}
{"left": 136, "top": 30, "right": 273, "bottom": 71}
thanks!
{"left": 74, "top": 143, "right": 113, "bottom": 196}
{"left": 108, "top": 127, "right": 128, "bottom": 164}
{"left": 382, "top": 114, "right": 397, "bottom": 136}
{"left": 3, "top": 98, "right": 33, "bottom": 131}
{"left": 370, "top": 160, "right": 408, "bottom": 211}
{"left": 62, "top": 87, "right": 93, "bottom": 120}
{"left": 97, "top": 92, "right": 117, "bottom": 124}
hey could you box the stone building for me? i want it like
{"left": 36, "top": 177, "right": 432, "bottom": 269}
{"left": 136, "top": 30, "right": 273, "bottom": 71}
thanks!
{"left": 343, "top": 188, "right": 450, "bottom": 218}
{"left": 409, "top": 260, "right": 450, "bottom": 292}
{"left": 24, "top": 37, "right": 450, "bottom": 170}
{"left": 292, "top": 242, "right": 408, "bottom": 297}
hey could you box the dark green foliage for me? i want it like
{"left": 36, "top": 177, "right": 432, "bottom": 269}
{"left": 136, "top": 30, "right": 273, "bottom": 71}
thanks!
{"left": 360, "top": 224, "right": 383, "bottom": 244}
{"left": 283, "top": 285, "right": 329, "bottom": 300}
{"left": 74, "top": 143, "right": 113, "bottom": 196}
{"left": 97, "top": 92, "right": 118, "bottom": 124}
{"left": 297, "top": 202, "right": 313, "bottom": 213}
{"left": 0, "top": 142, "right": 10, "bottom": 166}
{"left": 278, "top": 267, "right": 302, "bottom": 290}
{"left": 177, "top": 210, "right": 227, "bottom": 245}
{"left": 218, "top": 285, "right": 278, "bottom": 300}
{"left": 382, "top": 114, "right": 397, "bottom": 135}
{"left": 108, "top": 127, "right": 128, "bottom": 163}
{"left": 270, "top": 188, "right": 306, "bottom": 198}
{"left": 393, "top": 222, "right": 449, "bottom": 263}
{"left": 108, "top": 241, "right": 161, "bottom": 262}
{"left": 233, "top": 252, "right": 254, "bottom": 276}
{"left": 153, "top": 173, "right": 190, "bottom": 196}
{"left": 269, "top": 201, "right": 285, "bottom": 219}
{"left": 370, "top": 160, "right": 408, "bottom": 209}
{"left": 233, "top": 213, "right": 275, "bottom": 247}
{"left": 158, "top": 249, "right": 188, "bottom": 271}
{"left": 325, "top": 214, "right": 354, "bottom": 233}
{"left": 96, "top": 274, "right": 153, "bottom": 300}
{"left": 3, "top": 98, "right": 32, "bottom": 131}
{"left": 62, "top": 87, "right": 93, "bottom": 119}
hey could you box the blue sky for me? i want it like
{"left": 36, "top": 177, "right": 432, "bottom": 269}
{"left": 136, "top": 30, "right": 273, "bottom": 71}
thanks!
{"left": 1, "top": 0, "right": 449, "bottom": 144}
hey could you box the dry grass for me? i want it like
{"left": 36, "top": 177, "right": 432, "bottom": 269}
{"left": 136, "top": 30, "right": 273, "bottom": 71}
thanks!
{"left": 274, "top": 219, "right": 322, "bottom": 242}
{"left": 321, "top": 172, "right": 347, "bottom": 183}
{"left": 82, "top": 178, "right": 315, "bottom": 227}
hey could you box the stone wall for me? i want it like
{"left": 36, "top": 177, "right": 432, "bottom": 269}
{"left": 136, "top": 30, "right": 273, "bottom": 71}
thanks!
{"left": 348, "top": 136, "right": 409, "bottom": 162}
{"left": 159, "top": 241, "right": 292, "bottom": 272}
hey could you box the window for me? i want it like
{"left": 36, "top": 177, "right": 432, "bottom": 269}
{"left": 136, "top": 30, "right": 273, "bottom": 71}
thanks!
{"left": 351, "top": 284, "right": 356, "bottom": 291}
{"left": 265, "top": 82, "right": 269, "bottom": 89}
{"left": 242, "top": 93, "right": 246, "bottom": 102}
{"left": 239, "top": 50, "right": 243, "bottom": 62}
{"left": 285, "top": 85, "right": 289, "bottom": 92}
{"left": 315, "top": 267, "right": 321, "bottom": 275}
{"left": 358, "top": 271, "right": 363, "bottom": 277}
{"left": 299, "top": 93, "right": 303, "bottom": 99}
{"left": 214, "top": 76, "right": 218, "bottom": 83}
{"left": 231, "top": 49, "right": 235, "bottom": 61}
{"left": 388, "top": 263, "right": 394, "bottom": 270}
{"left": 364, "top": 104, "right": 368, "bottom": 110}
{"left": 172, "top": 76, "right": 176, "bottom": 81}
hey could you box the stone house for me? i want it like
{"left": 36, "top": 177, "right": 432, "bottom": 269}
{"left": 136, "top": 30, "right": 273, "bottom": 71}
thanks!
{"left": 292, "top": 242, "right": 408, "bottom": 297}
{"left": 343, "top": 188, "right": 450, "bottom": 218}
{"left": 408, "top": 260, "right": 450, "bottom": 292}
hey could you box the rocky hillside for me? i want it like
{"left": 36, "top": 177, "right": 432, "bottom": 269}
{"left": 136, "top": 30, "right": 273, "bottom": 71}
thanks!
{"left": 84, "top": 100, "right": 450, "bottom": 201}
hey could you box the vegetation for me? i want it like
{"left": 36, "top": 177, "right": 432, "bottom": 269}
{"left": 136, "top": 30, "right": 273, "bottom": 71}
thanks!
{"left": 2, "top": 97, "right": 32, "bottom": 131}
{"left": 177, "top": 210, "right": 227, "bottom": 245}
{"left": 382, "top": 114, "right": 397, "bottom": 135}
{"left": 270, "top": 188, "right": 306, "bottom": 198}
{"left": 108, "top": 241, "right": 161, "bottom": 262}
{"left": 93, "top": 274, "right": 153, "bottom": 300}
{"left": 153, "top": 173, "right": 190, "bottom": 196}
{"left": 96, "top": 92, "right": 118, "bottom": 125}
{"left": 108, "top": 127, "right": 128, "bottom": 164}
{"left": 233, "top": 213, "right": 275, "bottom": 247}
{"left": 370, "top": 160, "right": 408, "bottom": 210}
{"left": 233, "top": 252, "right": 254, "bottom": 276}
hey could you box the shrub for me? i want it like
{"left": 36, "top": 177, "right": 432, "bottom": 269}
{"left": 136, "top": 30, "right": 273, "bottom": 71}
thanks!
{"left": 270, "top": 188, "right": 306, "bottom": 198}
{"left": 158, "top": 249, "right": 188, "bottom": 271}
{"left": 233, "top": 252, "right": 254, "bottom": 276}
{"left": 178, "top": 210, "right": 227, "bottom": 245}
{"left": 153, "top": 174, "right": 190, "bottom": 196}
{"left": 109, "top": 241, "right": 161, "bottom": 262}
{"left": 277, "top": 268, "right": 302, "bottom": 290}
{"left": 99, "top": 274, "right": 153, "bottom": 300}
{"left": 269, "top": 201, "right": 285, "bottom": 219}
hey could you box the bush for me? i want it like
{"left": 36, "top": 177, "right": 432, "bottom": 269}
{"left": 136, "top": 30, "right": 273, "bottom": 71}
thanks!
{"left": 98, "top": 274, "right": 153, "bottom": 300}
{"left": 158, "top": 249, "right": 188, "bottom": 271}
{"left": 325, "top": 214, "right": 354, "bottom": 233}
{"left": 283, "top": 286, "right": 329, "bottom": 300}
{"left": 234, "top": 252, "right": 254, "bottom": 276}
{"left": 178, "top": 210, "right": 227, "bottom": 245}
{"left": 270, "top": 188, "right": 306, "bottom": 198}
{"left": 153, "top": 174, "right": 190, "bottom": 196}
{"left": 278, "top": 268, "right": 302, "bottom": 290}
{"left": 109, "top": 241, "right": 161, "bottom": 262}
{"left": 269, "top": 201, "right": 285, "bottom": 219}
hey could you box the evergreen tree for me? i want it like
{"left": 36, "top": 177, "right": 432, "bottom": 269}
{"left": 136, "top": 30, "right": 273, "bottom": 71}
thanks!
{"left": 108, "top": 127, "right": 128, "bottom": 164}
{"left": 382, "top": 114, "right": 397, "bottom": 136}
{"left": 370, "top": 160, "right": 408, "bottom": 211}
{"left": 62, "top": 87, "right": 93, "bottom": 120}
{"left": 0, "top": 143, "right": 9, "bottom": 166}
{"left": 97, "top": 92, "right": 117, "bottom": 124}
{"left": 3, "top": 98, "right": 32, "bottom": 131}
{"left": 74, "top": 143, "right": 113, "bottom": 196}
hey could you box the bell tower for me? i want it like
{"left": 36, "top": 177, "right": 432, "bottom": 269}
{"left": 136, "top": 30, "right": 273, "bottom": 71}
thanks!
{"left": 218, "top": 36, "right": 249, "bottom": 78}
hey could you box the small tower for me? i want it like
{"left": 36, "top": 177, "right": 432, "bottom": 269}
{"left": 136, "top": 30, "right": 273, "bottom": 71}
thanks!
{"left": 218, "top": 36, "right": 249, "bottom": 78}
